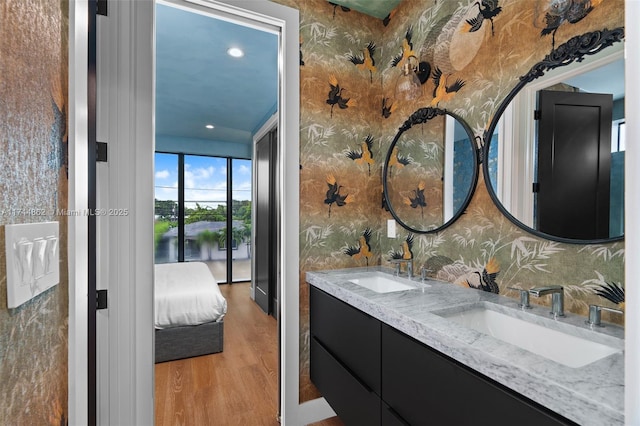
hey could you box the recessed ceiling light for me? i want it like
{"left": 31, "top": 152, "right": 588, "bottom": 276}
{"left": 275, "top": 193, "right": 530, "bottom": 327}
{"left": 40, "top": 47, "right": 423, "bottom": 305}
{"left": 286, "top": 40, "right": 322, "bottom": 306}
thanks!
{"left": 205, "top": 124, "right": 215, "bottom": 129}
{"left": 227, "top": 47, "right": 244, "bottom": 58}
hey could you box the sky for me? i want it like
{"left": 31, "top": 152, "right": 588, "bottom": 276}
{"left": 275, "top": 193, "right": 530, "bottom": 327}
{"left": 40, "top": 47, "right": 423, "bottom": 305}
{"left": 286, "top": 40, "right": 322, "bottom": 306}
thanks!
{"left": 154, "top": 153, "right": 252, "bottom": 208}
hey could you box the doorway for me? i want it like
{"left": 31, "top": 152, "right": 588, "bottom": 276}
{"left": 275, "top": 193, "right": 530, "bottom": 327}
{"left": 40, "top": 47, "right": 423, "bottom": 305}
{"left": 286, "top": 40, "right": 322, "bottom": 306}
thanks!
{"left": 83, "top": 0, "right": 301, "bottom": 423}
{"left": 153, "top": 0, "right": 281, "bottom": 422}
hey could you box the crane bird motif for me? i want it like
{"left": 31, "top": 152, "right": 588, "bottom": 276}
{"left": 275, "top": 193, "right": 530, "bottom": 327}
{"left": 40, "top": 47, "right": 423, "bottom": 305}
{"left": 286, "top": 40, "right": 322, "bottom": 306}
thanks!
{"left": 539, "top": 0, "right": 599, "bottom": 50}
{"left": 387, "top": 146, "right": 412, "bottom": 177}
{"left": 593, "top": 281, "right": 625, "bottom": 311}
{"left": 344, "top": 228, "right": 373, "bottom": 266}
{"left": 382, "top": 7, "right": 398, "bottom": 27}
{"left": 348, "top": 41, "right": 377, "bottom": 84}
{"left": 430, "top": 67, "right": 465, "bottom": 107}
{"left": 345, "top": 135, "right": 375, "bottom": 176}
{"left": 324, "top": 174, "right": 353, "bottom": 217}
{"left": 390, "top": 27, "right": 416, "bottom": 69}
{"left": 465, "top": 0, "right": 503, "bottom": 36}
{"left": 326, "top": 75, "right": 355, "bottom": 118}
{"left": 382, "top": 97, "right": 397, "bottom": 118}
{"left": 389, "top": 233, "right": 414, "bottom": 261}
{"left": 464, "top": 258, "right": 500, "bottom": 294}
{"left": 328, "top": 2, "right": 350, "bottom": 18}
{"left": 403, "top": 181, "right": 427, "bottom": 219}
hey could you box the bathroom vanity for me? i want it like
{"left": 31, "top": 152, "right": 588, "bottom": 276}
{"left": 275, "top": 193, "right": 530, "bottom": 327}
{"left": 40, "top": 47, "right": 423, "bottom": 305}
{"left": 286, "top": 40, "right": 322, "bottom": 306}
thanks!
{"left": 307, "top": 268, "right": 624, "bottom": 426}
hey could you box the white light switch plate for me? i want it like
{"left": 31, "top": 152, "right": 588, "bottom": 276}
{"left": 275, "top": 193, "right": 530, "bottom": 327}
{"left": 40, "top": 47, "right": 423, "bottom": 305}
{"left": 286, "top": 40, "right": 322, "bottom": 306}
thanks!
{"left": 4, "top": 221, "right": 60, "bottom": 309}
{"left": 387, "top": 219, "right": 396, "bottom": 238}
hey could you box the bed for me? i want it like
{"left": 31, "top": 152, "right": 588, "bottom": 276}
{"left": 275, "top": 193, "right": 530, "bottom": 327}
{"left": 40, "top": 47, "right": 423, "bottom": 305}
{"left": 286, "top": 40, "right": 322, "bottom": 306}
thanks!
{"left": 154, "top": 262, "right": 227, "bottom": 363}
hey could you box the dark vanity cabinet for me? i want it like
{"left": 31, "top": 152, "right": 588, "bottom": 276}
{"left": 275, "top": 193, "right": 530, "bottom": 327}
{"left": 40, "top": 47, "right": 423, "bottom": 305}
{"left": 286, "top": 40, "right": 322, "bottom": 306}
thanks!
{"left": 381, "top": 324, "right": 573, "bottom": 426}
{"left": 309, "top": 285, "right": 381, "bottom": 425}
{"left": 310, "top": 286, "right": 574, "bottom": 426}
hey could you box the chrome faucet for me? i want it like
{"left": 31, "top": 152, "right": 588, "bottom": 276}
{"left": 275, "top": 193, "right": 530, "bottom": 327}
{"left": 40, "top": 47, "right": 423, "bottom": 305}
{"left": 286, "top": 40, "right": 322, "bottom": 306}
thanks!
{"left": 586, "top": 304, "right": 624, "bottom": 327}
{"left": 391, "top": 259, "right": 413, "bottom": 278}
{"left": 529, "top": 286, "right": 564, "bottom": 317}
{"left": 508, "top": 287, "right": 531, "bottom": 309}
{"left": 420, "top": 266, "right": 432, "bottom": 283}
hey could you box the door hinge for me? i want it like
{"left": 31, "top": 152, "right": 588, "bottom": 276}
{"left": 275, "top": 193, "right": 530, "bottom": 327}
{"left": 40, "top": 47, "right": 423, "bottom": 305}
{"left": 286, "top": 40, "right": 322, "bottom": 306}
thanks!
{"left": 97, "top": 289, "right": 108, "bottom": 310}
{"left": 97, "top": 142, "right": 108, "bottom": 162}
{"left": 532, "top": 182, "right": 540, "bottom": 193}
{"left": 97, "top": 0, "right": 108, "bottom": 16}
{"left": 534, "top": 110, "right": 541, "bottom": 120}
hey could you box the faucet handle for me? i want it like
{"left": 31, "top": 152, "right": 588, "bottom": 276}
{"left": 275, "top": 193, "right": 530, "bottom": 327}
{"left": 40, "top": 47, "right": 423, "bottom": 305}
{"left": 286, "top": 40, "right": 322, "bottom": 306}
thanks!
{"left": 508, "top": 287, "right": 531, "bottom": 309}
{"left": 406, "top": 260, "right": 414, "bottom": 278}
{"left": 586, "top": 304, "right": 624, "bottom": 327}
{"left": 420, "top": 266, "right": 432, "bottom": 281}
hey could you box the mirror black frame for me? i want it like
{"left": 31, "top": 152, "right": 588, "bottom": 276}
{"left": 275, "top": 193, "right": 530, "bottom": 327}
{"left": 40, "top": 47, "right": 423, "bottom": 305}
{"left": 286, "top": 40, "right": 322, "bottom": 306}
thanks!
{"left": 383, "top": 107, "right": 480, "bottom": 234}
{"left": 481, "top": 27, "right": 625, "bottom": 244}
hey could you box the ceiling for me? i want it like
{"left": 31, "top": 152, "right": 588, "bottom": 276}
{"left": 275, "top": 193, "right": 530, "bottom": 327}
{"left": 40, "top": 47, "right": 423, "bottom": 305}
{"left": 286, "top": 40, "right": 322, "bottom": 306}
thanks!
{"left": 328, "top": 0, "right": 401, "bottom": 19}
{"left": 155, "top": 4, "right": 278, "bottom": 148}
{"left": 564, "top": 58, "right": 625, "bottom": 101}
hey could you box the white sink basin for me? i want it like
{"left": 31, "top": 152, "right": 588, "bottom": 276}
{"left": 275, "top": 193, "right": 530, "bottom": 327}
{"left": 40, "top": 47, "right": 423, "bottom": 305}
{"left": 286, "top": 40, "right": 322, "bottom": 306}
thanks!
{"left": 440, "top": 306, "right": 621, "bottom": 368}
{"left": 348, "top": 273, "right": 426, "bottom": 293}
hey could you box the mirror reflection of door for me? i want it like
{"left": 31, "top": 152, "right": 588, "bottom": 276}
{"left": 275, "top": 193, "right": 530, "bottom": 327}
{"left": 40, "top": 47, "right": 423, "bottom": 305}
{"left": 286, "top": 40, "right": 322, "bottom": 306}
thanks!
{"left": 490, "top": 44, "right": 626, "bottom": 241}
{"left": 535, "top": 90, "right": 612, "bottom": 239}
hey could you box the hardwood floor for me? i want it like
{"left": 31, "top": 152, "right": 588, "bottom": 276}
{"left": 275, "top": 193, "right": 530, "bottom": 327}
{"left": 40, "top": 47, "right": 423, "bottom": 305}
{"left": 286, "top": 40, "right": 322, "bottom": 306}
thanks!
{"left": 155, "top": 282, "right": 279, "bottom": 426}
{"left": 155, "top": 282, "right": 345, "bottom": 426}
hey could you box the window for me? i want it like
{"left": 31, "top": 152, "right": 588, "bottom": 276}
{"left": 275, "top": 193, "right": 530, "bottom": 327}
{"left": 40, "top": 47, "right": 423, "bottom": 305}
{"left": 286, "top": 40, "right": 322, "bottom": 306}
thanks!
{"left": 611, "top": 119, "right": 626, "bottom": 153}
{"left": 154, "top": 152, "right": 252, "bottom": 283}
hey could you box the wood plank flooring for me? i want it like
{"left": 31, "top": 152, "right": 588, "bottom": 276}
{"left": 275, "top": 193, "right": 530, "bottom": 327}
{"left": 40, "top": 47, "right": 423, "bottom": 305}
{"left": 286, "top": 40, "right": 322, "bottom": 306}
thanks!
{"left": 155, "top": 282, "right": 344, "bottom": 426}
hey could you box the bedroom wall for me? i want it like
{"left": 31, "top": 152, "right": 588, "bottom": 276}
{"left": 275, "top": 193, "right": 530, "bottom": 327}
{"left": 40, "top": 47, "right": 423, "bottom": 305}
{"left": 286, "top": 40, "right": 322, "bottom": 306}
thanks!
{"left": 275, "top": 0, "right": 625, "bottom": 404}
{"left": 156, "top": 134, "right": 252, "bottom": 159}
{"left": 0, "top": 0, "right": 69, "bottom": 423}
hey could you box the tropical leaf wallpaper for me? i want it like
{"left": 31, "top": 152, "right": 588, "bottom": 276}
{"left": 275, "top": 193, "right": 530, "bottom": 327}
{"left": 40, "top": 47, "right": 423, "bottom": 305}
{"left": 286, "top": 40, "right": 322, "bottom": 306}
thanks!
{"left": 0, "top": 0, "right": 69, "bottom": 423}
{"left": 275, "top": 0, "right": 625, "bottom": 402}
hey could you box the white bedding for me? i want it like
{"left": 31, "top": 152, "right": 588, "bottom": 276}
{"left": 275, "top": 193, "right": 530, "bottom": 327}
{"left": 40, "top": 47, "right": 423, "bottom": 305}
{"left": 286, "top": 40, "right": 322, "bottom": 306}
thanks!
{"left": 154, "top": 262, "right": 227, "bottom": 329}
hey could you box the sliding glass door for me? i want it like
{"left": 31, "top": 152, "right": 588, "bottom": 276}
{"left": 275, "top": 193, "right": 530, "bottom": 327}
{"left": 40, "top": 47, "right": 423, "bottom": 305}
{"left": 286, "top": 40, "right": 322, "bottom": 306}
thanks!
{"left": 154, "top": 152, "right": 251, "bottom": 284}
{"left": 232, "top": 159, "right": 252, "bottom": 282}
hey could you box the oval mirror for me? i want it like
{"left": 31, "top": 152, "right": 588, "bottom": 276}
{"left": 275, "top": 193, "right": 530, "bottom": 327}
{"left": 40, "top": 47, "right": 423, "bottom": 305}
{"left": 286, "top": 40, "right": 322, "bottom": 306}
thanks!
{"left": 383, "top": 107, "right": 479, "bottom": 234}
{"left": 483, "top": 28, "right": 625, "bottom": 244}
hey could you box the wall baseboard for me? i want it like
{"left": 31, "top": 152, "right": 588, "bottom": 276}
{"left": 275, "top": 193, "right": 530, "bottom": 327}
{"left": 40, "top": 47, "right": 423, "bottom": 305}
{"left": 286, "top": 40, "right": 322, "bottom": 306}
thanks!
{"left": 297, "top": 397, "right": 337, "bottom": 425}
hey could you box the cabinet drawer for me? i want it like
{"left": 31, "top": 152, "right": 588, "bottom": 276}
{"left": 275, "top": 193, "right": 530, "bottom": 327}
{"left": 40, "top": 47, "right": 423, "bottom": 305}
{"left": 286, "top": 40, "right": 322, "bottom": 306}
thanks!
{"left": 311, "top": 337, "right": 381, "bottom": 426}
{"left": 382, "top": 403, "right": 410, "bottom": 426}
{"left": 381, "top": 324, "right": 573, "bottom": 426}
{"left": 310, "top": 286, "right": 381, "bottom": 394}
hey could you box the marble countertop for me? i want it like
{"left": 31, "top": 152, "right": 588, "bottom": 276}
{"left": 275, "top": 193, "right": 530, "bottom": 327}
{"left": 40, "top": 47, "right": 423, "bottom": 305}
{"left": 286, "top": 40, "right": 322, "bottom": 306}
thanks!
{"left": 306, "top": 267, "right": 625, "bottom": 426}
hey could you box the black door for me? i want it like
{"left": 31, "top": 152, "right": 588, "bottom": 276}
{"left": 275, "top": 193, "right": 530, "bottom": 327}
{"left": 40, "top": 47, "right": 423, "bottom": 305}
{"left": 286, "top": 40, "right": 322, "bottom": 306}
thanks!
{"left": 255, "top": 128, "right": 277, "bottom": 315}
{"left": 536, "top": 90, "right": 613, "bottom": 239}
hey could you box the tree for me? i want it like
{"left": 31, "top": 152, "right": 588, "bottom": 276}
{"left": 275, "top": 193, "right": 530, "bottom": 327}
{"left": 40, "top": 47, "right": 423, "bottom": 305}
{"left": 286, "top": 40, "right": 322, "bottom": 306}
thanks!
{"left": 233, "top": 200, "right": 251, "bottom": 223}
{"left": 216, "top": 225, "right": 246, "bottom": 249}
{"left": 185, "top": 203, "right": 226, "bottom": 224}
{"left": 154, "top": 221, "right": 171, "bottom": 250}
{"left": 196, "top": 230, "right": 218, "bottom": 260}
{"left": 155, "top": 199, "right": 178, "bottom": 221}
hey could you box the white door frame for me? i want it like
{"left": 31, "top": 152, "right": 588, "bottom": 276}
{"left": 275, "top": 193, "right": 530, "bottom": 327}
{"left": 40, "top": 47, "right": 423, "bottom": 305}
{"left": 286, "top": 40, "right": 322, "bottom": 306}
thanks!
{"left": 625, "top": 2, "right": 640, "bottom": 423}
{"left": 69, "top": 0, "right": 155, "bottom": 424}
{"left": 69, "top": 0, "right": 335, "bottom": 424}
{"left": 68, "top": 1, "right": 89, "bottom": 423}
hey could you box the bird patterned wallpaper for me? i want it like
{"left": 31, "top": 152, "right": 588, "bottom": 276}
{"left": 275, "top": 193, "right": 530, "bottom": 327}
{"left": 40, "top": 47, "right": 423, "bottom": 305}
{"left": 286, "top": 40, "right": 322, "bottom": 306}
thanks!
{"left": 0, "top": 0, "right": 69, "bottom": 423}
{"left": 275, "top": 0, "right": 625, "bottom": 402}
